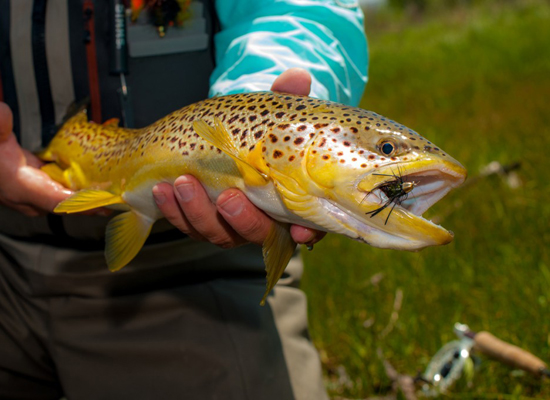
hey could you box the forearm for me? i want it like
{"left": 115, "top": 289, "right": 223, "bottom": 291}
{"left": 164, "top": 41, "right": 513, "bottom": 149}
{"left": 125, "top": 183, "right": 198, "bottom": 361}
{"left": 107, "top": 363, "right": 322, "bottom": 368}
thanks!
{"left": 210, "top": 0, "right": 368, "bottom": 105}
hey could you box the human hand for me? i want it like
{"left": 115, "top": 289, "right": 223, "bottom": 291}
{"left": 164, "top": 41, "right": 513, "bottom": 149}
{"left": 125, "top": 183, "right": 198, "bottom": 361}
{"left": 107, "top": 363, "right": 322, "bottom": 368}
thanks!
{"left": 0, "top": 102, "right": 72, "bottom": 216}
{"left": 153, "top": 68, "right": 326, "bottom": 248}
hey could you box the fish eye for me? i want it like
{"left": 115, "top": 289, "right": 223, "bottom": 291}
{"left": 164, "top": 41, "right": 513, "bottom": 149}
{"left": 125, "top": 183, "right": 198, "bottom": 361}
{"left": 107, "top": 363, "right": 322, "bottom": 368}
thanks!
{"left": 379, "top": 141, "right": 396, "bottom": 156}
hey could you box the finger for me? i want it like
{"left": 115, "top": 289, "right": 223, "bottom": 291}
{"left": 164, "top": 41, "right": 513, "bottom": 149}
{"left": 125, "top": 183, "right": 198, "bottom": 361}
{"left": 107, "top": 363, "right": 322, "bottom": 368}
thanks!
{"left": 0, "top": 102, "right": 13, "bottom": 143}
{"left": 172, "top": 176, "right": 245, "bottom": 248}
{"left": 290, "top": 225, "right": 326, "bottom": 246}
{"left": 216, "top": 189, "right": 273, "bottom": 246}
{"left": 15, "top": 166, "right": 73, "bottom": 212}
{"left": 153, "top": 182, "right": 206, "bottom": 242}
{"left": 271, "top": 68, "right": 312, "bottom": 96}
{"left": 22, "top": 149, "right": 45, "bottom": 169}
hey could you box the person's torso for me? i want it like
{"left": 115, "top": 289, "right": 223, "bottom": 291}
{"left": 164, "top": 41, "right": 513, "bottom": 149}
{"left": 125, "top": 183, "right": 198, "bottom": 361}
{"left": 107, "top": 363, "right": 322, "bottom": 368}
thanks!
{"left": 0, "top": 0, "right": 218, "bottom": 243}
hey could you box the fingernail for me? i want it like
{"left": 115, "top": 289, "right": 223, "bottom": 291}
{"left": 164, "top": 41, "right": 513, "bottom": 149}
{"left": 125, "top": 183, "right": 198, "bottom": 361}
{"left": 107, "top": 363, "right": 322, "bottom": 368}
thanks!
{"left": 219, "top": 193, "right": 244, "bottom": 217}
{"left": 152, "top": 186, "right": 166, "bottom": 205}
{"left": 175, "top": 177, "right": 194, "bottom": 202}
{"left": 302, "top": 228, "right": 317, "bottom": 244}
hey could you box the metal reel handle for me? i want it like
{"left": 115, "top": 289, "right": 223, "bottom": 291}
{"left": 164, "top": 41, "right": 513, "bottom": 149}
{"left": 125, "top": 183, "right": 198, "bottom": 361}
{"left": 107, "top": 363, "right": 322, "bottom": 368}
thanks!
{"left": 474, "top": 331, "right": 547, "bottom": 377}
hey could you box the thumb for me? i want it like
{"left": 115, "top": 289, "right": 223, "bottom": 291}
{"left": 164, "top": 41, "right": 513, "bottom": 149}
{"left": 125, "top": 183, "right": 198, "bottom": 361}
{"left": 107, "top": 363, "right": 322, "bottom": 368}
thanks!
{"left": 271, "top": 68, "right": 312, "bottom": 96}
{"left": 17, "top": 166, "right": 73, "bottom": 212}
{"left": 0, "top": 102, "right": 14, "bottom": 143}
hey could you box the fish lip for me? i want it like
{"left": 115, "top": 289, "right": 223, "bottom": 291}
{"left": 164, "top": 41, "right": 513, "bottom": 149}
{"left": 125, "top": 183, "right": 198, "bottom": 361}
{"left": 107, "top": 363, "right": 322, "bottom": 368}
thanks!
{"left": 366, "top": 160, "right": 467, "bottom": 217}
{"left": 374, "top": 160, "right": 467, "bottom": 188}
{"left": 334, "top": 159, "right": 467, "bottom": 249}
{"left": 323, "top": 193, "right": 453, "bottom": 250}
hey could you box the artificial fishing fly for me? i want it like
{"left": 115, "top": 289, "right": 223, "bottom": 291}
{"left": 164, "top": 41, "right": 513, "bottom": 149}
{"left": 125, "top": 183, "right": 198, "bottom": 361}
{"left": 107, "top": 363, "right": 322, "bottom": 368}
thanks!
{"left": 365, "top": 168, "right": 417, "bottom": 225}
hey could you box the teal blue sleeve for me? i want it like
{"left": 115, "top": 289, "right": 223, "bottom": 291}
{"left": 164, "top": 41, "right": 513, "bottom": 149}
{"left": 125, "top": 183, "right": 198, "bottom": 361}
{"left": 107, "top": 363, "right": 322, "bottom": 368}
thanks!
{"left": 209, "top": 0, "right": 368, "bottom": 106}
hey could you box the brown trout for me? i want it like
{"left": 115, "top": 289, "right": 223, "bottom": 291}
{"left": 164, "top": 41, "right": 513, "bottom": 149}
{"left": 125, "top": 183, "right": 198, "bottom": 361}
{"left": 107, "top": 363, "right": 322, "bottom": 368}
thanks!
{"left": 38, "top": 92, "right": 467, "bottom": 303}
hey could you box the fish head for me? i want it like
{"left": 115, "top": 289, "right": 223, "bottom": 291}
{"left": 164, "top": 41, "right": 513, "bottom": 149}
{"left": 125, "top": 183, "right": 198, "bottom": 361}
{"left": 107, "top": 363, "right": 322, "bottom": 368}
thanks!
{"left": 265, "top": 106, "right": 467, "bottom": 251}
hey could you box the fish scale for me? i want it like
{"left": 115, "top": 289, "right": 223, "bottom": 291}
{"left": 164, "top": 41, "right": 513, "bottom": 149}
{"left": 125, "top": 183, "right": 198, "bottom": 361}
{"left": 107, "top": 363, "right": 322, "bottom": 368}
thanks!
{"left": 38, "top": 91, "right": 467, "bottom": 304}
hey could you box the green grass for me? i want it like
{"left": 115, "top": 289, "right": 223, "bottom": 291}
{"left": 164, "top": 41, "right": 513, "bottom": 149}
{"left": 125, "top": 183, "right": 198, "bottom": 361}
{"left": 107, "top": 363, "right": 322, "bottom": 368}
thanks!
{"left": 301, "top": 1, "right": 550, "bottom": 398}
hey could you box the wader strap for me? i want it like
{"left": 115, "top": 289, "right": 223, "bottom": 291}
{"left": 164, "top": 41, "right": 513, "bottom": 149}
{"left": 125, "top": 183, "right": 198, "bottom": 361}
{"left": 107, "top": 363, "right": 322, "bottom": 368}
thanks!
{"left": 32, "top": 0, "right": 57, "bottom": 146}
{"left": 83, "top": 0, "right": 102, "bottom": 123}
{"left": 0, "top": 0, "right": 21, "bottom": 139}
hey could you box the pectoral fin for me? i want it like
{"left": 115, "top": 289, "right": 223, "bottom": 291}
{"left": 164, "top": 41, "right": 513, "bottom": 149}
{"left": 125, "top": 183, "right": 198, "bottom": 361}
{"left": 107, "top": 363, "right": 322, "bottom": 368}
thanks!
{"left": 105, "top": 211, "right": 154, "bottom": 271}
{"left": 260, "top": 221, "right": 296, "bottom": 305}
{"left": 54, "top": 189, "right": 124, "bottom": 213}
{"left": 193, "top": 119, "right": 268, "bottom": 186}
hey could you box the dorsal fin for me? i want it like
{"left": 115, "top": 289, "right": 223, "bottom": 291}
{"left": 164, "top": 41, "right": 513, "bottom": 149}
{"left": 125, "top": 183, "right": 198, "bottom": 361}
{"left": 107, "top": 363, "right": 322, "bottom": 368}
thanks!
{"left": 193, "top": 118, "right": 268, "bottom": 186}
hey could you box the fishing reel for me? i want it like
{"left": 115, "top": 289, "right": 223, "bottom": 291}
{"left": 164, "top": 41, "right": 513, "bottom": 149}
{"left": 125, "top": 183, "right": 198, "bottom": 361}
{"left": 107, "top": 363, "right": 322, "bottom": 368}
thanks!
{"left": 420, "top": 323, "right": 549, "bottom": 396}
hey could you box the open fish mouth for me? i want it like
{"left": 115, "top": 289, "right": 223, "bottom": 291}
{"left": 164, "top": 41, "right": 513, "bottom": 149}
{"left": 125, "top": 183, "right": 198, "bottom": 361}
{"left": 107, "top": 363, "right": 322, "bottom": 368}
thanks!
{"left": 367, "top": 166, "right": 465, "bottom": 219}
{"left": 321, "top": 161, "right": 467, "bottom": 251}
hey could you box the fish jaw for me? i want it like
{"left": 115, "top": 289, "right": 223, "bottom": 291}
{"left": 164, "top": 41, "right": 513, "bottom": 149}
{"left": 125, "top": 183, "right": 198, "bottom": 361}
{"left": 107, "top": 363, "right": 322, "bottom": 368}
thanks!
{"left": 335, "top": 157, "right": 467, "bottom": 250}
{"left": 262, "top": 157, "right": 466, "bottom": 251}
